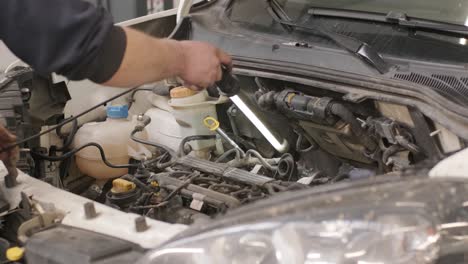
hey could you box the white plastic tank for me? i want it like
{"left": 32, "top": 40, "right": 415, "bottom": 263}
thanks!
{"left": 145, "top": 107, "right": 183, "bottom": 151}
{"left": 61, "top": 81, "right": 129, "bottom": 134}
{"left": 74, "top": 105, "right": 150, "bottom": 180}
{"left": 169, "top": 87, "right": 223, "bottom": 158}
{"left": 144, "top": 93, "right": 183, "bottom": 152}
{"left": 145, "top": 87, "right": 226, "bottom": 159}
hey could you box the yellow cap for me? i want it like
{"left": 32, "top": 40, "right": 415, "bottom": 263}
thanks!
{"left": 150, "top": 181, "right": 159, "bottom": 187}
{"left": 203, "top": 117, "right": 220, "bottom": 131}
{"left": 111, "top": 179, "right": 136, "bottom": 194}
{"left": 6, "top": 247, "right": 24, "bottom": 261}
{"left": 170, "top": 87, "right": 198, "bottom": 98}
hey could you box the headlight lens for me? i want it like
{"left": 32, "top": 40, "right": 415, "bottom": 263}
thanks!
{"left": 138, "top": 212, "right": 439, "bottom": 264}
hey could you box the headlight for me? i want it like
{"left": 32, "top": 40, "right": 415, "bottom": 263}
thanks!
{"left": 137, "top": 178, "right": 468, "bottom": 264}
{"left": 139, "top": 211, "right": 438, "bottom": 264}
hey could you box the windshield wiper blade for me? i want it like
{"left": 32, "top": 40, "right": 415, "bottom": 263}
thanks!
{"left": 308, "top": 8, "right": 468, "bottom": 36}
{"left": 266, "top": 0, "right": 391, "bottom": 74}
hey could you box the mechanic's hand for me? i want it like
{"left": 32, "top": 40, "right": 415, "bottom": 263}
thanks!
{"left": 0, "top": 125, "right": 18, "bottom": 163}
{"left": 178, "top": 41, "right": 232, "bottom": 90}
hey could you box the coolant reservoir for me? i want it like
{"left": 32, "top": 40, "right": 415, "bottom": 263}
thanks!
{"left": 145, "top": 94, "right": 183, "bottom": 151}
{"left": 74, "top": 105, "right": 150, "bottom": 180}
{"left": 145, "top": 87, "right": 225, "bottom": 159}
{"left": 169, "top": 87, "right": 222, "bottom": 158}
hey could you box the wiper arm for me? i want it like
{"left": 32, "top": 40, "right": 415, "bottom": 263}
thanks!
{"left": 266, "top": 0, "right": 391, "bottom": 74}
{"left": 308, "top": 8, "right": 468, "bottom": 36}
{"left": 267, "top": 0, "right": 294, "bottom": 31}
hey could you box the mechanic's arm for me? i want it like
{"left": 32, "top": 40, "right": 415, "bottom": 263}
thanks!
{"left": 104, "top": 27, "right": 231, "bottom": 88}
{"left": 0, "top": 0, "right": 231, "bottom": 88}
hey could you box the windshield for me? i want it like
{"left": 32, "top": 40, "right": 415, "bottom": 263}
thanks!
{"left": 291, "top": 0, "right": 468, "bottom": 26}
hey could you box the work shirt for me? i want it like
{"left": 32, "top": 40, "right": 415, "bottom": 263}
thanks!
{"left": 0, "top": 0, "right": 127, "bottom": 83}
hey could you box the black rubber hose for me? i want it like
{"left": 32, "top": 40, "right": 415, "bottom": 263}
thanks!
{"left": 295, "top": 132, "right": 316, "bottom": 153}
{"left": 178, "top": 135, "right": 217, "bottom": 157}
{"left": 30, "top": 142, "right": 138, "bottom": 168}
{"left": 56, "top": 118, "right": 78, "bottom": 151}
{"left": 155, "top": 152, "right": 175, "bottom": 170}
{"left": 215, "top": 148, "right": 241, "bottom": 163}
{"left": 133, "top": 193, "right": 152, "bottom": 207}
{"left": 130, "top": 130, "right": 178, "bottom": 169}
{"left": 277, "top": 153, "right": 296, "bottom": 181}
{"left": 130, "top": 130, "right": 178, "bottom": 158}
{"left": 328, "top": 103, "right": 377, "bottom": 152}
{"left": 121, "top": 174, "right": 154, "bottom": 193}
{"left": 245, "top": 149, "right": 277, "bottom": 171}
{"left": 128, "top": 88, "right": 153, "bottom": 109}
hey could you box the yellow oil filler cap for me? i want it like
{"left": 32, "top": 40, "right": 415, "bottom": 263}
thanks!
{"left": 111, "top": 179, "right": 136, "bottom": 194}
{"left": 6, "top": 247, "right": 25, "bottom": 261}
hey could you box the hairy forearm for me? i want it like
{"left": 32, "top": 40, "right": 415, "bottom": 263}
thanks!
{"left": 103, "top": 27, "right": 185, "bottom": 87}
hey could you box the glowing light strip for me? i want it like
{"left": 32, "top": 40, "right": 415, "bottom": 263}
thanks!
{"left": 230, "top": 95, "right": 288, "bottom": 152}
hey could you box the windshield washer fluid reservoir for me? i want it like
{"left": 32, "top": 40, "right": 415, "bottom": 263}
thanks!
{"left": 74, "top": 105, "right": 150, "bottom": 180}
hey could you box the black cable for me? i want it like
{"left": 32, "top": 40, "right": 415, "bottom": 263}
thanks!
{"left": 155, "top": 152, "right": 175, "bottom": 169}
{"left": 295, "top": 132, "right": 315, "bottom": 153}
{"left": 277, "top": 153, "right": 296, "bottom": 181}
{"left": 178, "top": 135, "right": 217, "bottom": 156}
{"left": 162, "top": 171, "right": 200, "bottom": 202}
{"left": 215, "top": 148, "right": 241, "bottom": 163}
{"left": 58, "top": 154, "right": 73, "bottom": 179}
{"left": 245, "top": 149, "right": 277, "bottom": 171}
{"left": 96, "top": 179, "right": 113, "bottom": 203}
{"left": 128, "top": 88, "right": 153, "bottom": 109}
{"left": 56, "top": 118, "right": 78, "bottom": 151}
{"left": 329, "top": 103, "right": 378, "bottom": 152}
{"left": 121, "top": 174, "right": 154, "bottom": 192}
{"left": 1, "top": 86, "right": 141, "bottom": 153}
{"left": 130, "top": 130, "right": 178, "bottom": 158}
{"left": 31, "top": 142, "right": 137, "bottom": 169}
{"left": 130, "top": 129, "right": 178, "bottom": 169}
{"left": 55, "top": 117, "right": 73, "bottom": 137}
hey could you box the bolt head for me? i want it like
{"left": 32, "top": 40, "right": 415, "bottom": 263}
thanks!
{"left": 84, "top": 202, "right": 97, "bottom": 219}
{"left": 135, "top": 216, "right": 149, "bottom": 232}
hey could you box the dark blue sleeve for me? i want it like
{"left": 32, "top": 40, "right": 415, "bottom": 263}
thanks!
{"left": 0, "top": 0, "right": 127, "bottom": 83}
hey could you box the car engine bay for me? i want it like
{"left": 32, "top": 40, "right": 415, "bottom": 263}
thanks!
{"left": 1, "top": 1, "right": 468, "bottom": 262}
{"left": 0, "top": 65, "right": 461, "bottom": 230}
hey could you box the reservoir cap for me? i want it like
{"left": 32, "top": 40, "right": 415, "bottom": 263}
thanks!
{"left": 6, "top": 247, "right": 25, "bottom": 261}
{"left": 107, "top": 105, "right": 129, "bottom": 119}
{"left": 111, "top": 178, "right": 136, "bottom": 194}
{"left": 170, "top": 86, "right": 198, "bottom": 98}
